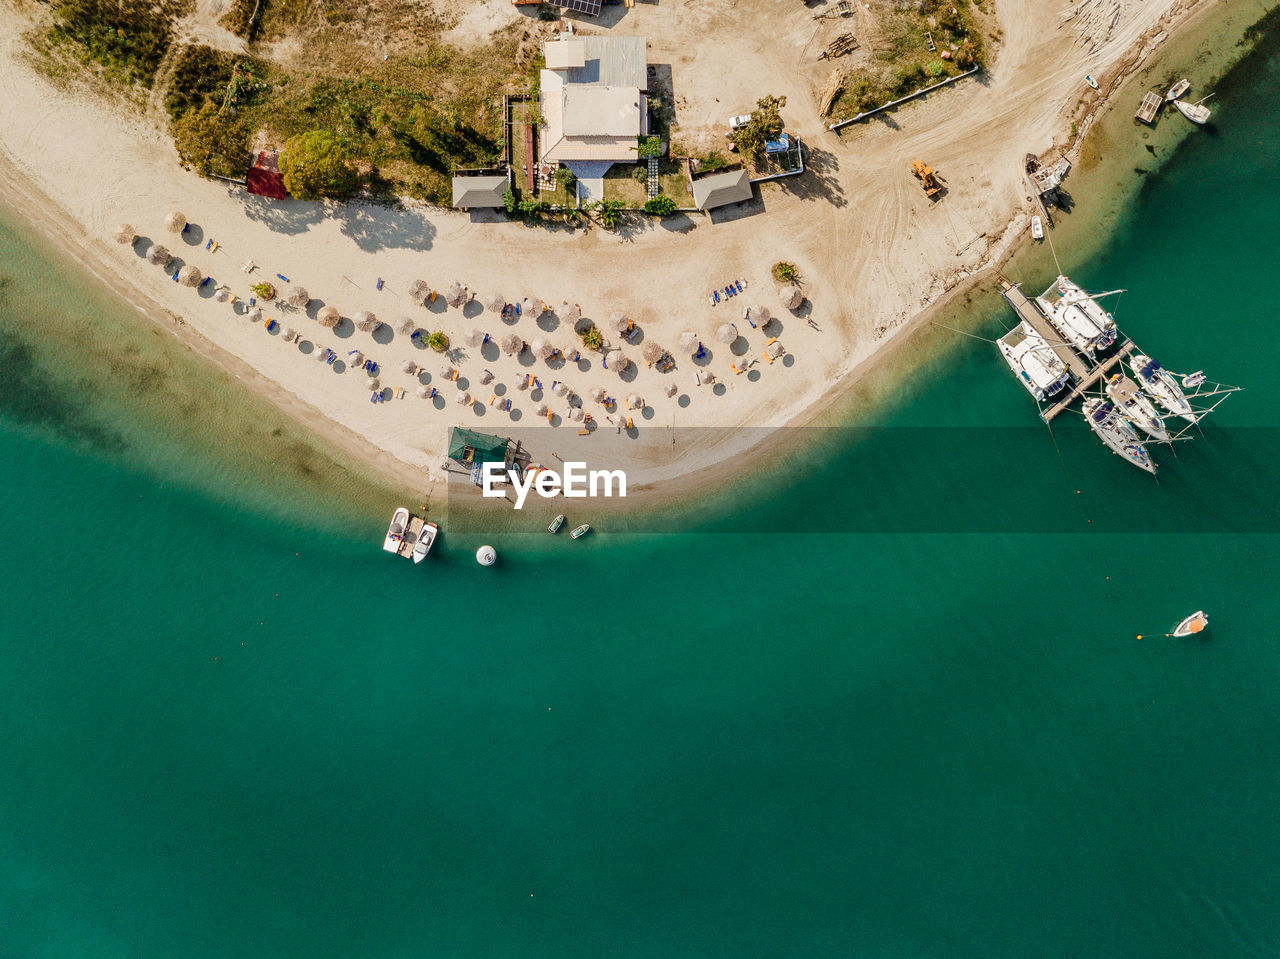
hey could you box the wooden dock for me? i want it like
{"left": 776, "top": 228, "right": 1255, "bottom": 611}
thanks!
{"left": 1135, "top": 91, "right": 1162, "bottom": 124}
{"left": 396, "top": 514, "right": 425, "bottom": 559}
{"left": 1000, "top": 279, "right": 1133, "bottom": 422}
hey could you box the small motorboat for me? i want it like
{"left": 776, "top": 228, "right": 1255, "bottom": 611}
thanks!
{"left": 548, "top": 514, "right": 565, "bottom": 534}
{"left": 1031, "top": 215, "right": 1044, "bottom": 240}
{"left": 1174, "top": 97, "right": 1211, "bottom": 124}
{"left": 1085, "top": 75, "right": 1099, "bottom": 90}
{"left": 383, "top": 507, "right": 409, "bottom": 553}
{"left": 570, "top": 524, "right": 591, "bottom": 539}
{"left": 411, "top": 521, "right": 438, "bottom": 564}
{"left": 1166, "top": 78, "right": 1190, "bottom": 101}
{"left": 1171, "top": 610, "right": 1208, "bottom": 637}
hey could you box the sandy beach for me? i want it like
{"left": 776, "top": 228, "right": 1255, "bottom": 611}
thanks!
{"left": 0, "top": 0, "right": 1215, "bottom": 503}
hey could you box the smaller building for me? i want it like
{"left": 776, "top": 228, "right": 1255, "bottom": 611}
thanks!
{"left": 246, "top": 151, "right": 287, "bottom": 200}
{"left": 691, "top": 168, "right": 753, "bottom": 211}
{"left": 448, "top": 427, "right": 510, "bottom": 467}
{"left": 452, "top": 174, "right": 509, "bottom": 210}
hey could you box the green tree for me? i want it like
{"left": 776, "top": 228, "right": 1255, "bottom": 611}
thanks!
{"left": 733, "top": 94, "right": 787, "bottom": 163}
{"left": 171, "top": 103, "right": 250, "bottom": 180}
{"left": 643, "top": 195, "right": 676, "bottom": 216}
{"left": 772, "top": 261, "right": 799, "bottom": 283}
{"left": 517, "top": 198, "right": 551, "bottom": 220}
{"left": 636, "top": 135, "right": 663, "bottom": 159}
{"left": 426, "top": 331, "right": 449, "bottom": 352}
{"left": 554, "top": 166, "right": 576, "bottom": 190}
{"left": 279, "top": 130, "right": 358, "bottom": 200}
{"left": 596, "top": 199, "right": 624, "bottom": 229}
{"left": 250, "top": 281, "right": 276, "bottom": 299}
{"left": 580, "top": 325, "right": 604, "bottom": 350}
{"left": 503, "top": 188, "right": 518, "bottom": 214}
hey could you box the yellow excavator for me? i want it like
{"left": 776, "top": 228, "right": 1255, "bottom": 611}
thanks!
{"left": 912, "top": 160, "right": 942, "bottom": 198}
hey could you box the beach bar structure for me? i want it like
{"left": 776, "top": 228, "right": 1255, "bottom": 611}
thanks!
{"left": 452, "top": 171, "right": 509, "bottom": 210}
{"left": 448, "top": 427, "right": 511, "bottom": 468}
{"left": 690, "top": 167, "right": 753, "bottom": 212}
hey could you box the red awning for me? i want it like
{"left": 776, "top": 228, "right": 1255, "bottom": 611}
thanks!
{"left": 246, "top": 151, "right": 287, "bottom": 200}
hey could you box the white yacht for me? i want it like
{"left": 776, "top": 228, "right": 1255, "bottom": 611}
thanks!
{"left": 383, "top": 507, "right": 409, "bottom": 553}
{"left": 1083, "top": 398, "right": 1156, "bottom": 474}
{"left": 1105, "top": 373, "right": 1170, "bottom": 443}
{"left": 998, "top": 321, "right": 1072, "bottom": 401}
{"left": 1035, "top": 276, "right": 1118, "bottom": 358}
{"left": 1129, "top": 353, "right": 1197, "bottom": 423}
{"left": 1174, "top": 98, "right": 1211, "bottom": 124}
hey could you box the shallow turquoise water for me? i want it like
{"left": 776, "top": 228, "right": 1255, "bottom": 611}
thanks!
{"left": 3, "top": 20, "right": 1280, "bottom": 958}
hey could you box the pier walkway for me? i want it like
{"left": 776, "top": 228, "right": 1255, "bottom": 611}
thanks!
{"left": 1000, "top": 279, "right": 1133, "bottom": 422}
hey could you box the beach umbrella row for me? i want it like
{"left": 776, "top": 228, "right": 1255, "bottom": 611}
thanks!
{"left": 147, "top": 244, "right": 169, "bottom": 266}
{"left": 486, "top": 293, "right": 507, "bottom": 314}
{"left": 610, "top": 311, "right": 630, "bottom": 333}
{"left": 780, "top": 285, "right": 803, "bottom": 310}
{"left": 746, "top": 304, "right": 771, "bottom": 326}
{"left": 114, "top": 223, "right": 136, "bottom": 245}
{"left": 605, "top": 349, "right": 628, "bottom": 372}
{"left": 354, "top": 310, "right": 379, "bottom": 333}
{"left": 500, "top": 334, "right": 523, "bottom": 355}
{"left": 177, "top": 265, "right": 202, "bottom": 288}
{"left": 288, "top": 286, "right": 310, "bottom": 308}
{"left": 716, "top": 323, "right": 738, "bottom": 344}
{"left": 465, "top": 329, "right": 485, "bottom": 347}
{"left": 642, "top": 341, "right": 664, "bottom": 364}
{"left": 407, "top": 279, "right": 431, "bottom": 305}
{"left": 678, "top": 331, "right": 699, "bottom": 354}
{"left": 398, "top": 316, "right": 418, "bottom": 336}
{"left": 446, "top": 282, "right": 470, "bottom": 308}
{"left": 316, "top": 305, "right": 340, "bottom": 328}
{"left": 561, "top": 302, "right": 582, "bottom": 324}
{"left": 553, "top": 381, "right": 570, "bottom": 398}
{"left": 165, "top": 211, "right": 187, "bottom": 234}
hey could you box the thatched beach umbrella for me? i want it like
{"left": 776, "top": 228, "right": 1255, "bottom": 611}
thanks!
{"left": 114, "top": 223, "right": 136, "bottom": 245}
{"left": 716, "top": 323, "right": 738, "bottom": 344}
{"left": 446, "top": 282, "right": 469, "bottom": 308}
{"left": 354, "top": 310, "right": 378, "bottom": 332}
{"left": 465, "top": 328, "right": 485, "bottom": 347}
{"left": 610, "top": 312, "right": 630, "bottom": 333}
{"left": 245, "top": 306, "right": 264, "bottom": 323}
{"left": 642, "top": 341, "right": 664, "bottom": 365}
{"left": 627, "top": 394, "right": 644, "bottom": 410}
{"left": 781, "top": 285, "right": 803, "bottom": 310}
{"left": 402, "top": 360, "right": 419, "bottom": 375}
{"left": 177, "top": 265, "right": 202, "bottom": 287}
{"left": 348, "top": 350, "right": 364, "bottom": 366}
{"left": 665, "top": 382, "right": 679, "bottom": 397}
{"left": 746, "top": 304, "right": 771, "bottom": 327}
{"left": 678, "top": 331, "right": 699, "bottom": 354}
{"left": 532, "top": 338, "right": 556, "bottom": 361}
{"left": 605, "top": 349, "right": 628, "bottom": 372}
{"left": 590, "top": 387, "right": 607, "bottom": 404}
{"left": 164, "top": 211, "right": 187, "bottom": 234}
{"left": 441, "top": 364, "right": 457, "bottom": 379}
{"left": 316, "top": 305, "right": 340, "bottom": 328}
{"left": 214, "top": 286, "right": 233, "bottom": 303}
{"left": 521, "top": 297, "right": 542, "bottom": 319}
{"left": 397, "top": 316, "right": 418, "bottom": 336}
{"left": 283, "top": 327, "right": 298, "bottom": 342}
{"left": 316, "top": 345, "right": 330, "bottom": 362}
{"left": 699, "top": 370, "right": 717, "bottom": 385}
{"left": 534, "top": 402, "right": 550, "bottom": 418}
{"left": 366, "top": 377, "right": 381, "bottom": 391}
{"left": 288, "top": 287, "right": 310, "bottom": 308}
{"left": 456, "top": 390, "right": 472, "bottom": 406}
{"left": 417, "top": 384, "right": 433, "bottom": 398}
{"left": 561, "top": 302, "right": 582, "bottom": 324}
{"left": 765, "top": 340, "right": 786, "bottom": 360}
{"left": 146, "top": 244, "right": 170, "bottom": 266}
{"left": 407, "top": 279, "right": 431, "bottom": 305}
{"left": 486, "top": 293, "right": 507, "bottom": 314}
{"left": 500, "top": 333, "right": 523, "bottom": 355}
{"left": 568, "top": 407, "right": 585, "bottom": 422}
{"left": 553, "top": 381, "right": 570, "bottom": 398}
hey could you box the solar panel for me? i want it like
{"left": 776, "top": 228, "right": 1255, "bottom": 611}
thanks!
{"left": 550, "top": 0, "right": 602, "bottom": 16}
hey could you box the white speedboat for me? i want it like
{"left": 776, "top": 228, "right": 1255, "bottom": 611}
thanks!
{"left": 1129, "top": 353, "right": 1197, "bottom": 423}
{"left": 1171, "top": 610, "right": 1208, "bottom": 637}
{"left": 1174, "top": 98, "right": 1211, "bottom": 124}
{"left": 1031, "top": 215, "right": 1044, "bottom": 240}
{"left": 411, "top": 521, "right": 438, "bottom": 563}
{"left": 1083, "top": 398, "right": 1156, "bottom": 474}
{"left": 998, "top": 321, "right": 1072, "bottom": 401}
{"left": 1035, "top": 276, "right": 1118, "bottom": 358}
{"left": 383, "top": 507, "right": 409, "bottom": 553}
{"left": 1105, "top": 373, "right": 1169, "bottom": 443}
{"left": 1166, "top": 78, "right": 1190, "bottom": 101}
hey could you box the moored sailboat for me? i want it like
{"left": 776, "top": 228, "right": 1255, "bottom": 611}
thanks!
{"left": 1105, "top": 373, "right": 1169, "bottom": 443}
{"left": 1035, "top": 276, "right": 1119, "bottom": 358}
{"left": 1083, "top": 398, "right": 1156, "bottom": 474}
{"left": 1174, "top": 97, "right": 1212, "bottom": 124}
{"left": 1129, "top": 353, "right": 1197, "bottom": 423}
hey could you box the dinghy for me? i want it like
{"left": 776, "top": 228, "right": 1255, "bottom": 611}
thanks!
{"left": 1171, "top": 610, "right": 1208, "bottom": 637}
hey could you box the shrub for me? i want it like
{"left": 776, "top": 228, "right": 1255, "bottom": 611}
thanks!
{"left": 250, "top": 282, "right": 276, "bottom": 299}
{"left": 631, "top": 165, "right": 648, "bottom": 184}
{"left": 554, "top": 166, "right": 576, "bottom": 189}
{"left": 426, "top": 331, "right": 449, "bottom": 351}
{"left": 47, "top": 0, "right": 178, "bottom": 87}
{"left": 280, "top": 130, "right": 358, "bottom": 200}
{"left": 643, "top": 195, "right": 677, "bottom": 216}
{"left": 636, "top": 135, "right": 663, "bottom": 159}
{"left": 596, "top": 199, "right": 624, "bottom": 229}
{"left": 172, "top": 104, "right": 251, "bottom": 180}
{"left": 733, "top": 94, "right": 786, "bottom": 162}
{"left": 580, "top": 326, "right": 603, "bottom": 350}
{"left": 772, "top": 261, "right": 799, "bottom": 283}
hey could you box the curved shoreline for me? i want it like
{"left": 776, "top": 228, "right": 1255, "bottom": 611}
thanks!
{"left": 0, "top": 0, "right": 1266, "bottom": 524}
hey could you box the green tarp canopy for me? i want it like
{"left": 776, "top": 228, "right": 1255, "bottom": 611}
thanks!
{"left": 448, "top": 427, "right": 509, "bottom": 465}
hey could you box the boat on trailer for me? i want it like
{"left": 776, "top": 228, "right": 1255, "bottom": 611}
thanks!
{"left": 383, "top": 507, "right": 410, "bottom": 553}
{"left": 1174, "top": 97, "right": 1212, "bottom": 124}
{"left": 1166, "top": 78, "right": 1190, "bottom": 101}
{"left": 1105, "top": 373, "right": 1170, "bottom": 443}
{"left": 1171, "top": 610, "right": 1208, "bottom": 637}
{"left": 1129, "top": 353, "right": 1197, "bottom": 423}
{"left": 1035, "top": 275, "right": 1119, "bottom": 359}
{"left": 998, "top": 321, "right": 1071, "bottom": 401}
{"left": 411, "top": 521, "right": 438, "bottom": 563}
{"left": 1083, "top": 398, "right": 1156, "bottom": 474}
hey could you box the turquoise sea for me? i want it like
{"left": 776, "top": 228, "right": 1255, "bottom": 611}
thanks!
{"left": 3, "top": 12, "right": 1280, "bottom": 957}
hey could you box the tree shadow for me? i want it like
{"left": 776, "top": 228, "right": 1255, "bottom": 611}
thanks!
{"left": 228, "top": 187, "right": 326, "bottom": 236}
{"left": 338, "top": 199, "right": 437, "bottom": 253}
{"left": 773, "top": 144, "right": 847, "bottom": 208}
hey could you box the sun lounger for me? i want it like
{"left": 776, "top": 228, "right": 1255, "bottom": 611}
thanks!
{"left": 266, "top": 320, "right": 278, "bottom": 333}
{"left": 241, "top": 260, "right": 255, "bottom": 273}
{"left": 276, "top": 273, "right": 289, "bottom": 282}
{"left": 735, "top": 280, "right": 744, "bottom": 292}
{"left": 376, "top": 278, "right": 384, "bottom": 290}
{"left": 761, "top": 351, "right": 774, "bottom": 364}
